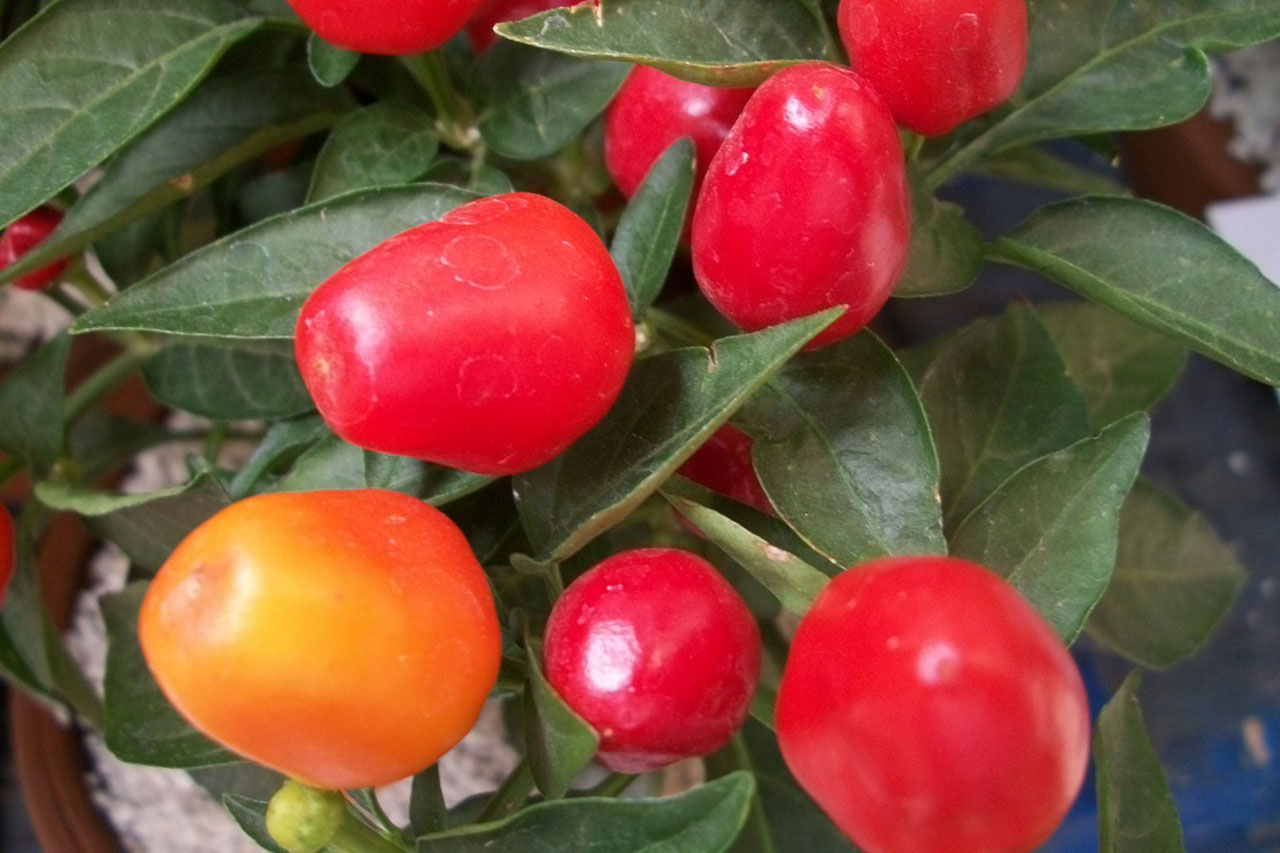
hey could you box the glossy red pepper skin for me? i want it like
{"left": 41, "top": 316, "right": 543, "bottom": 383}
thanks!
{"left": 0, "top": 206, "right": 69, "bottom": 291}
{"left": 604, "top": 66, "right": 754, "bottom": 204}
{"left": 285, "top": 0, "right": 485, "bottom": 55}
{"left": 776, "top": 556, "right": 1090, "bottom": 853}
{"left": 691, "top": 62, "right": 910, "bottom": 350}
{"left": 466, "top": 0, "right": 579, "bottom": 53}
{"left": 676, "top": 423, "right": 772, "bottom": 515}
{"left": 543, "top": 548, "right": 761, "bottom": 773}
{"left": 838, "top": 0, "right": 1028, "bottom": 136}
{"left": 294, "top": 193, "right": 634, "bottom": 476}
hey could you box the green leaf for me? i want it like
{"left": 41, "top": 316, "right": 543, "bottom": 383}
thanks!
{"left": 0, "top": 510, "right": 61, "bottom": 695}
{"left": 307, "top": 100, "right": 439, "bottom": 203}
{"left": 223, "top": 794, "right": 288, "bottom": 853}
{"left": 67, "top": 411, "right": 172, "bottom": 481}
{"left": 0, "top": 332, "right": 68, "bottom": 470}
{"left": 421, "top": 157, "right": 515, "bottom": 195}
{"left": 470, "top": 40, "right": 629, "bottom": 161}
{"left": 924, "top": 0, "right": 1280, "bottom": 187}
{"left": 74, "top": 183, "right": 480, "bottom": 339}
{"left": 1, "top": 66, "right": 352, "bottom": 283}
{"left": 662, "top": 477, "right": 829, "bottom": 616}
{"left": 236, "top": 157, "right": 313, "bottom": 223}
{"left": 307, "top": 32, "right": 360, "bottom": 88}
{"left": 991, "top": 197, "right": 1280, "bottom": 386}
{"left": 951, "top": 413, "right": 1149, "bottom": 642}
{"left": 409, "top": 766, "right": 448, "bottom": 837}
{"left": 0, "top": 0, "right": 261, "bottom": 229}
{"left": 969, "top": 145, "right": 1125, "bottom": 196}
{"left": 142, "top": 337, "right": 313, "bottom": 420}
{"left": 892, "top": 173, "right": 984, "bottom": 298}
{"left": 515, "top": 310, "right": 839, "bottom": 563}
{"left": 522, "top": 630, "right": 599, "bottom": 800}
{"left": 496, "top": 0, "right": 827, "bottom": 87}
{"left": 611, "top": 138, "right": 695, "bottom": 320}
{"left": 417, "top": 771, "right": 755, "bottom": 852}
{"left": 36, "top": 474, "right": 230, "bottom": 572}
{"left": 1087, "top": 480, "right": 1246, "bottom": 669}
{"left": 227, "top": 414, "right": 328, "bottom": 498}
{"left": 740, "top": 332, "right": 945, "bottom": 566}
{"left": 102, "top": 583, "right": 239, "bottom": 768}
{"left": 1037, "top": 301, "right": 1188, "bottom": 429}
{"left": 273, "top": 434, "right": 491, "bottom": 505}
{"left": 727, "top": 719, "right": 856, "bottom": 853}
{"left": 1095, "top": 672, "right": 1187, "bottom": 853}
{"left": 918, "top": 305, "right": 1091, "bottom": 531}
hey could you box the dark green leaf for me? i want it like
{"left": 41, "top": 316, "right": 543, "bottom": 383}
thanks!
{"left": 227, "top": 414, "right": 328, "bottom": 498}
{"left": 496, "top": 0, "right": 826, "bottom": 87}
{"left": 991, "top": 197, "right": 1280, "bottom": 386}
{"left": 0, "top": 0, "right": 260, "bottom": 229}
{"left": 410, "top": 766, "right": 448, "bottom": 837}
{"left": 307, "top": 100, "right": 439, "bottom": 203}
{"left": 0, "top": 509, "right": 61, "bottom": 695}
{"left": 522, "top": 631, "right": 599, "bottom": 800}
{"left": 515, "top": 310, "right": 839, "bottom": 563}
{"left": 143, "top": 337, "right": 313, "bottom": 420}
{"left": 223, "top": 794, "right": 288, "bottom": 853}
{"left": 470, "top": 40, "right": 628, "bottom": 161}
{"left": 918, "top": 305, "right": 1091, "bottom": 531}
{"left": 74, "top": 184, "right": 479, "bottom": 339}
{"left": 1088, "top": 480, "right": 1246, "bottom": 669}
{"left": 68, "top": 411, "right": 173, "bottom": 480}
{"left": 102, "top": 583, "right": 239, "bottom": 767}
{"left": 37, "top": 474, "right": 230, "bottom": 572}
{"left": 192, "top": 762, "right": 283, "bottom": 807}
{"left": 969, "top": 145, "right": 1125, "bottom": 196}
{"left": 307, "top": 32, "right": 360, "bottom": 87}
{"left": 740, "top": 332, "right": 945, "bottom": 566}
{"left": 93, "top": 207, "right": 170, "bottom": 288}
{"left": 0, "top": 332, "right": 68, "bottom": 470}
{"left": 730, "top": 718, "right": 855, "bottom": 853}
{"left": 1, "top": 66, "right": 352, "bottom": 283}
{"left": 417, "top": 771, "right": 755, "bottom": 852}
{"left": 274, "top": 434, "right": 491, "bottom": 505}
{"left": 925, "top": 0, "right": 1280, "bottom": 186}
{"left": 611, "top": 138, "right": 695, "bottom": 320}
{"left": 420, "top": 157, "right": 515, "bottom": 195}
{"left": 236, "top": 157, "right": 313, "bottom": 223}
{"left": 893, "top": 173, "right": 984, "bottom": 298}
{"left": 951, "top": 414, "right": 1149, "bottom": 642}
{"left": 1095, "top": 672, "right": 1187, "bottom": 853}
{"left": 270, "top": 434, "right": 371, "bottom": 491}
{"left": 1037, "top": 301, "right": 1187, "bottom": 429}
{"left": 662, "top": 477, "right": 828, "bottom": 616}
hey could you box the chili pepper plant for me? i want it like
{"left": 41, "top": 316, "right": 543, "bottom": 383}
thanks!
{"left": 0, "top": 0, "right": 1276, "bottom": 850}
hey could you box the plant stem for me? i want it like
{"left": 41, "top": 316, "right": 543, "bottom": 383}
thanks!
{"left": 646, "top": 306, "right": 717, "bottom": 348}
{"left": 585, "top": 773, "right": 636, "bottom": 798}
{"left": 61, "top": 338, "right": 159, "bottom": 429}
{"left": 903, "top": 130, "right": 926, "bottom": 161}
{"left": 477, "top": 759, "right": 535, "bottom": 823}
{"left": 203, "top": 422, "right": 229, "bottom": 465}
{"left": 749, "top": 682, "right": 777, "bottom": 732}
{"left": 62, "top": 266, "right": 113, "bottom": 308}
{"left": 42, "top": 285, "right": 85, "bottom": 317}
{"left": 400, "top": 51, "right": 480, "bottom": 153}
